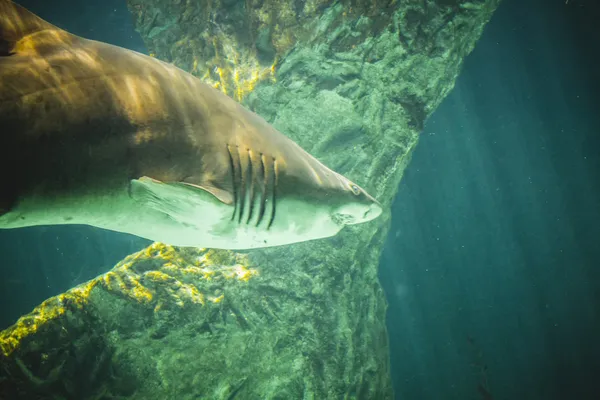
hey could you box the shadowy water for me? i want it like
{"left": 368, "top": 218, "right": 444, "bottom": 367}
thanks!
{"left": 381, "top": 0, "right": 600, "bottom": 399}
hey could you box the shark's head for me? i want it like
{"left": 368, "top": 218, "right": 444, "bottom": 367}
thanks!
{"left": 327, "top": 176, "right": 383, "bottom": 227}
{"left": 270, "top": 165, "right": 383, "bottom": 245}
{"left": 180, "top": 103, "right": 384, "bottom": 248}
{"left": 271, "top": 143, "right": 383, "bottom": 237}
{"left": 128, "top": 79, "right": 383, "bottom": 249}
{"left": 130, "top": 105, "right": 383, "bottom": 249}
{"left": 204, "top": 139, "right": 383, "bottom": 248}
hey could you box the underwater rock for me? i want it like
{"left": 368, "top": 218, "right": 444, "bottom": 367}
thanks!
{"left": 0, "top": 0, "right": 501, "bottom": 398}
{"left": 0, "top": 242, "right": 391, "bottom": 399}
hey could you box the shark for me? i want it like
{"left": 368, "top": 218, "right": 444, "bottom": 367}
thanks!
{"left": 0, "top": 0, "right": 382, "bottom": 249}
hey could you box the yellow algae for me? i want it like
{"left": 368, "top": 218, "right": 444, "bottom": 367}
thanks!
{"left": 177, "top": 284, "right": 205, "bottom": 305}
{"left": 178, "top": 265, "right": 202, "bottom": 275}
{"left": 202, "top": 248, "right": 237, "bottom": 266}
{"left": 144, "top": 270, "right": 172, "bottom": 282}
{"left": 208, "top": 61, "right": 275, "bottom": 101}
{"left": 161, "top": 263, "right": 181, "bottom": 275}
{"left": 171, "top": 27, "right": 278, "bottom": 101}
{"left": 158, "top": 0, "right": 319, "bottom": 102}
{"left": 215, "top": 66, "right": 227, "bottom": 95}
{"left": 162, "top": 262, "right": 179, "bottom": 270}
{"left": 270, "top": 57, "right": 278, "bottom": 82}
{"left": 131, "top": 284, "right": 153, "bottom": 303}
{"left": 232, "top": 65, "right": 275, "bottom": 101}
{"left": 176, "top": 265, "right": 217, "bottom": 281}
{"left": 223, "top": 265, "right": 259, "bottom": 282}
{"left": 201, "top": 269, "right": 216, "bottom": 280}
{"left": 235, "top": 265, "right": 259, "bottom": 282}
{"left": 1, "top": 243, "right": 260, "bottom": 356}
{"left": 101, "top": 271, "right": 123, "bottom": 292}
{"left": 101, "top": 270, "right": 153, "bottom": 305}
{"left": 143, "top": 241, "right": 174, "bottom": 259}
{"left": 68, "top": 280, "right": 98, "bottom": 306}
{"left": 0, "top": 280, "right": 96, "bottom": 356}
{"left": 209, "top": 294, "right": 225, "bottom": 304}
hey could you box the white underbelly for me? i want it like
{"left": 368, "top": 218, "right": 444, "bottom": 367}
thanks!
{"left": 0, "top": 188, "right": 218, "bottom": 246}
{"left": 0, "top": 189, "right": 256, "bottom": 250}
{"left": 0, "top": 187, "right": 342, "bottom": 250}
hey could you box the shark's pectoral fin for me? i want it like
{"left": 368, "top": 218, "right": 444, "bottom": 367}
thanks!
{"left": 129, "top": 176, "right": 232, "bottom": 225}
{"left": 129, "top": 177, "right": 168, "bottom": 214}
{"left": 178, "top": 182, "right": 233, "bottom": 205}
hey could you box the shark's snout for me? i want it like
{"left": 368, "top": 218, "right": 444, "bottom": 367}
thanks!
{"left": 332, "top": 198, "right": 382, "bottom": 226}
{"left": 364, "top": 201, "right": 383, "bottom": 222}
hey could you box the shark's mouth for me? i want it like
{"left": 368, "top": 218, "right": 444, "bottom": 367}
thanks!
{"left": 332, "top": 213, "right": 356, "bottom": 226}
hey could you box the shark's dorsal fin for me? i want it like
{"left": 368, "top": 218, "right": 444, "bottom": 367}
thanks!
{"left": 0, "top": 0, "right": 68, "bottom": 57}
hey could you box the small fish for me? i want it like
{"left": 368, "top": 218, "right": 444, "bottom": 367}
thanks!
{"left": 0, "top": 0, "right": 382, "bottom": 249}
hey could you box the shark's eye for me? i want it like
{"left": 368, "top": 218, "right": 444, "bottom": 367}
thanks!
{"left": 350, "top": 184, "right": 361, "bottom": 195}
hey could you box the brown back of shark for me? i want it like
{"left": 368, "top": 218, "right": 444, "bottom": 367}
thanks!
{"left": 0, "top": 0, "right": 382, "bottom": 249}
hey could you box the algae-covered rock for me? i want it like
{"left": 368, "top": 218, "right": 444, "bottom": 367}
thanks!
{"left": 3, "top": 242, "right": 386, "bottom": 399}
{"left": 0, "top": 243, "right": 392, "bottom": 399}
{"left": 1, "top": 0, "right": 501, "bottom": 398}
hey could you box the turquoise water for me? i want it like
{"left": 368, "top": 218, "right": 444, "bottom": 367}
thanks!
{"left": 381, "top": 1, "right": 600, "bottom": 398}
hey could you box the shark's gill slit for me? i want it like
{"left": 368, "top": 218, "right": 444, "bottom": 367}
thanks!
{"left": 226, "top": 145, "right": 238, "bottom": 221}
{"left": 237, "top": 146, "right": 248, "bottom": 224}
{"left": 267, "top": 158, "right": 278, "bottom": 230}
{"left": 256, "top": 153, "right": 267, "bottom": 227}
{"left": 246, "top": 149, "right": 256, "bottom": 225}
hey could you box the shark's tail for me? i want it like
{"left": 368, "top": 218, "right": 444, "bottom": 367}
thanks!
{"left": 0, "top": 0, "right": 60, "bottom": 57}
